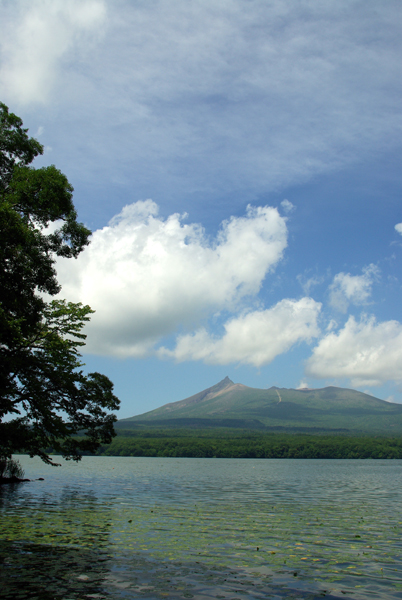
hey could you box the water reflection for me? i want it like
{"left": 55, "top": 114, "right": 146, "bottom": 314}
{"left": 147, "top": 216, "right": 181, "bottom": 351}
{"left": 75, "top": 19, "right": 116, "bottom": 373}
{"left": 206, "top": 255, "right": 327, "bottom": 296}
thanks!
{"left": 0, "top": 457, "right": 401, "bottom": 599}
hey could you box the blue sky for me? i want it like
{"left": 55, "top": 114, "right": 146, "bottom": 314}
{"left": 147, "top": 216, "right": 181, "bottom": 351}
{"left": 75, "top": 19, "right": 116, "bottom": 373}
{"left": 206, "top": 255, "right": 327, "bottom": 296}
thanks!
{"left": 1, "top": 0, "right": 401, "bottom": 417}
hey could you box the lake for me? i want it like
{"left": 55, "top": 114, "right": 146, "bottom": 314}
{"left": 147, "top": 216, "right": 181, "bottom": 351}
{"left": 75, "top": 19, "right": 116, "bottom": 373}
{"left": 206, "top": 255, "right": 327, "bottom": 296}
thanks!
{"left": 1, "top": 457, "right": 401, "bottom": 599}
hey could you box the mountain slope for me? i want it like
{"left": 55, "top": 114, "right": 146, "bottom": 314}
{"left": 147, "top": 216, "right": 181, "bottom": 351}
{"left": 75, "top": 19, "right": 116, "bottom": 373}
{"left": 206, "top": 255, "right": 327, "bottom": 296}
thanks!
{"left": 118, "top": 378, "right": 402, "bottom": 434}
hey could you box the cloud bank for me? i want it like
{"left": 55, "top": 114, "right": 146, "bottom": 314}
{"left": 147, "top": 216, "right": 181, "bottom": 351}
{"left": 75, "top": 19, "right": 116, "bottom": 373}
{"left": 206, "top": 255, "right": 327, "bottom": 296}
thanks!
{"left": 159, "top": 298, "right": 321, "bottom": 367}
{"left": 1, "top": 1, "right": 400, "bottom": 204}
{"left": 55, "top": 201, "right": 288, "bottom": 357}
{"left": 49, "top": 200, "right": 402, "bottom": 392}
{"left": 306, "top": 315, "right": 402, "bottom": 387}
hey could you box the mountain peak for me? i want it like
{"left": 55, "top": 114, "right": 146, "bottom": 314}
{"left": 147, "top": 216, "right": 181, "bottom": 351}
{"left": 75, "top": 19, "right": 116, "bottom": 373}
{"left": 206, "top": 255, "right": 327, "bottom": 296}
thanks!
{"left": 191, "top": 376, "right": 234, "bottom": 401}
{"left": 218, "top": 376, "right": 234, "bottom": 387}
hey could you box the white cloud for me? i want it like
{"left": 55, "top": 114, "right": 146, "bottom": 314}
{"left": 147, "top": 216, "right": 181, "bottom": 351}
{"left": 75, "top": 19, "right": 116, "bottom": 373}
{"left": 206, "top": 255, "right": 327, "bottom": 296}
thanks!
{"left": 99, "top": 1, "right": 401, "bottom": 199}
{"left": 159, "top": 297, "right": 321, "bottom": 367}
{"left": 328, "top": 264, "right": 380, "bottom": 312}
{"left": 1, "top": 1, "right": 400, "bottom": 204}
{"left": 297, "top": 381, "right": 310, "bottom": 390}
{"left": 55, "top": 201, "right": 288, "bottom": 357}
{"left": 280, "top": 199, "right": 295, "bottom": 214}
{"left": 395, "top": 223, "right": 402, "bottom": 235}
{"left": 0, "top": 0, "right": 106, "bottom": 104}
{"left": 306, "top": 315, "right": 402, "bottom": 388}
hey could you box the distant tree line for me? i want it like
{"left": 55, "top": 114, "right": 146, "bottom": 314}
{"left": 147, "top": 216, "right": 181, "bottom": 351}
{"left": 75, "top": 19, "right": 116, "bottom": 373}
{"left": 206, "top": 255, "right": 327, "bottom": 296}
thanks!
{"left": 94, "top": 432, "right": 402, "bottom": 459}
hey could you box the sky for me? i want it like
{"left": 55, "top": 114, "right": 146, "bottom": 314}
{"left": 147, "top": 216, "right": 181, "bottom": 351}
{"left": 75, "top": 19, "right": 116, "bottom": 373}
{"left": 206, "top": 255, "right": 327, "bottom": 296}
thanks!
{"left": 1, "top": 0, "right": 401, "bottom": 418}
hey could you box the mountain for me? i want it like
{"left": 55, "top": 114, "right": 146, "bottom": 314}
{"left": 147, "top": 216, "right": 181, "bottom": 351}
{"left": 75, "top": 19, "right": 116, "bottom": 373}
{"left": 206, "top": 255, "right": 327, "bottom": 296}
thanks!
{"left": 117, "top": 377, "right": 402, "bottom": 434}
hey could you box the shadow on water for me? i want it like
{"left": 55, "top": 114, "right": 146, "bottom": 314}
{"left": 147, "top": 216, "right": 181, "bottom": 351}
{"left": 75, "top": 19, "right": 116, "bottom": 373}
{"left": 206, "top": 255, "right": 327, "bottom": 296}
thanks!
{"left": 0, "top": 483, "right": 113, "bottom": 599}
{"left": 0, "top": 541, "right": 111, "bottom": 600}
{"left": 0, "top": 539, "right": 356, "bottom": 600}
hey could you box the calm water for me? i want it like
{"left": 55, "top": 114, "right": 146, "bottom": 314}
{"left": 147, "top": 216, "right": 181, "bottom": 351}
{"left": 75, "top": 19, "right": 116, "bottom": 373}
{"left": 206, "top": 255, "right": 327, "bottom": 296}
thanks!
{"left": 1, "top": 457, "right": 402, "bottom": 600}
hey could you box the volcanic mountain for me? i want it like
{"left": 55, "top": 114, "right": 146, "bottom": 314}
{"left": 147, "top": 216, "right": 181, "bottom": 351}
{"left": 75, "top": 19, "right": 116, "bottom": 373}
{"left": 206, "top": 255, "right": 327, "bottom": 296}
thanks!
{"left": 117, "top": 377, "right": 402, "bottom": 434}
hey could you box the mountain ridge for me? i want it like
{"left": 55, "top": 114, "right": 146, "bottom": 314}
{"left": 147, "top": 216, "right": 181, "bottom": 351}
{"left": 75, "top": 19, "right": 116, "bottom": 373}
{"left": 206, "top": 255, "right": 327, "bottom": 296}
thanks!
{"left": 118, "top": 377, "right": 402, "bottom": 434}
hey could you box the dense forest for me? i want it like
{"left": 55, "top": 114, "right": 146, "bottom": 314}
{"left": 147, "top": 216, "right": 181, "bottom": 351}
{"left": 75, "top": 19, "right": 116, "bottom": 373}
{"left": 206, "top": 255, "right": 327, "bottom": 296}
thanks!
{"left": 95, "top": 429, "right": 402, "bottom": 459}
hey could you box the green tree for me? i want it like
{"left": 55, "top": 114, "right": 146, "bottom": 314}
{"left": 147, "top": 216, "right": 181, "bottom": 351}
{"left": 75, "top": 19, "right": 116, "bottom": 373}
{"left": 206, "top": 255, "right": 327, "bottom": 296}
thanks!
{"left": 0, "top": 103, "right": 120, "bottom": 465}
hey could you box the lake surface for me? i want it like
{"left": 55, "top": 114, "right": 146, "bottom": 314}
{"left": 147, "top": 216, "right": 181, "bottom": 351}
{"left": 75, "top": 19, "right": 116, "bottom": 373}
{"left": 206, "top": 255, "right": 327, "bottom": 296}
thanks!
{"left": 1, "top": 457, "right": 402, "bottom": 600}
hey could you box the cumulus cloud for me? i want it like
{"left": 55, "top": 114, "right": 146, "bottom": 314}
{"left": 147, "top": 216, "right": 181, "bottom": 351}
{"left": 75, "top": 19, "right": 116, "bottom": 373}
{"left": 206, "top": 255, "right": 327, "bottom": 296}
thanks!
{"left": 0, "top": 0, "right": 106, "bottom": 104}
{"left": 328, "top": 264, "right": 380, "bottom": 312}
{"left": 395, "top": 223, "right": 402, "bottom": 235}
{"left": 55, "top": 201, "right": 288, "bottom": 357}
{"left": 158, "top": 298, "right": 321, "bottom": 367}
{"left": 306, "top": 315, "right": 402, "bottom": 387}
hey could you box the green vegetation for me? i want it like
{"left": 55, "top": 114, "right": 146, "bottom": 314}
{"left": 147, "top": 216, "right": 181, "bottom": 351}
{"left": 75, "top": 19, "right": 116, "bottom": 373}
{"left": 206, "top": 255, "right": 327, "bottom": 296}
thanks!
{"left": 0, "top": 103, "right": 120, "bottom": 465}
{"left": 112, "top": 376, "right": 402, "bottom": 459}
{"left": 121, "top": 377, "right": 402, "bottom": 435}
{"left": 96, "top": 429, "right": 402, "bottom": 458}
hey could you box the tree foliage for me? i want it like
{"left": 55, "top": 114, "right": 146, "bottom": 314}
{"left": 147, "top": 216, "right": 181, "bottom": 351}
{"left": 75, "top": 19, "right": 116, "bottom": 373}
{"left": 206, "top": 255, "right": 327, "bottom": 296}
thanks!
{"left": 0, "top": 456, "right": 25, "bottom": 479}
{"left": 0, "top": 103, "right": 120, "bottom": 464}
{"left": 98, "top": 430, "right": 402, "bottom": 459}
